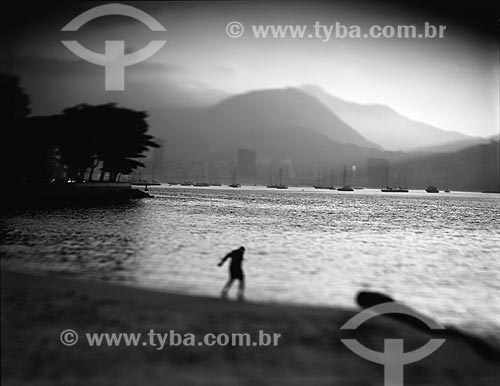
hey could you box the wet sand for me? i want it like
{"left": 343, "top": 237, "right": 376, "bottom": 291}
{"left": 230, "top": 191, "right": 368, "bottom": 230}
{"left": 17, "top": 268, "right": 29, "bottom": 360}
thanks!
{"left": 1, "top": 269, "right": 499, "bottom": 386}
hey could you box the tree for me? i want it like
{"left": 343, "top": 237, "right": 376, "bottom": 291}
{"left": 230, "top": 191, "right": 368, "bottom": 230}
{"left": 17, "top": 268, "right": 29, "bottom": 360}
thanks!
{"left": 0, "top": 73, "right": 30, "bottom": 124}
{"left": 0, "top": 73, "right": 159, "bottom": 183}
{"left": 17, "top": 116, "right": 61, "bottom": 181}
{"left": 60, "top": 104, "right": 158, "bottom": 182}
{"left": 0, "top": 73, "right": 33, "bottom": 182}
{"left": 57, "top": 106, "right": 100, "bottom": 181}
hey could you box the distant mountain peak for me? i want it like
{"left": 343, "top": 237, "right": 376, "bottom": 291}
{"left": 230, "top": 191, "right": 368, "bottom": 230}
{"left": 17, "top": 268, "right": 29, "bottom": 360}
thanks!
{"left": 301, "top": 85, "right": 482, "bottom": 152}
{"left": 212, "top": 87, "right": 379, "bottom": 149}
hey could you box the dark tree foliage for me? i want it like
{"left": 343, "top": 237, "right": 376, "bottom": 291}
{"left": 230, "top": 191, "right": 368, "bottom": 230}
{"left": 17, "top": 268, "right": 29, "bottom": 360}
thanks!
{"left": 1, "top": 73, "right": 33, "bottom": 182}
{"left": 0, "top": 73, "right": 159, "bottom": 183}
{"left": 0, "top": 73, "right": 30, "bottom": 124}
{"left": 61, "top": 104, "right": 158, "bottom": 182}
{"left": 17, "top": 116, "right": 61, "bottom": 181}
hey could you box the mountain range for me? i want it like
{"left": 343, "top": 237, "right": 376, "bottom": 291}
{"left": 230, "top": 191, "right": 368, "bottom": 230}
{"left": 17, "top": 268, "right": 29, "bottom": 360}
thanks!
{"left": 301, "top": 85, "right": 486, "bottom": 152}
{"left": 148, "top": 88, "right": 387, "bottom": 165}
{"left": 144, "top": 86, "right": 497, "bottom": 190}
{"left": 150, "top": 86, "right": 488, "bottom": 159}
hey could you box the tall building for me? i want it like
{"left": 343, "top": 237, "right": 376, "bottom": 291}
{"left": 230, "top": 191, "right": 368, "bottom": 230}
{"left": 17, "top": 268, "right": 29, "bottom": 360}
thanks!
{"left": 237, "top": 149, "right": 257, "bottom": 184}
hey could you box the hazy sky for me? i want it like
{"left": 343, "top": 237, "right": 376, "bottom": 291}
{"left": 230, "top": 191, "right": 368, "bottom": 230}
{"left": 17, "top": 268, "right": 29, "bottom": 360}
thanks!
{"left": 4, "top": 1, "right": 499, "bottom": 137}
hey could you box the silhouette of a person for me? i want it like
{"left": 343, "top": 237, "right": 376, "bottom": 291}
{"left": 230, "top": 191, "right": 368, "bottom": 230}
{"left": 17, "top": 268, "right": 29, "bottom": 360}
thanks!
{"left": 218, "top": 246, "right": 245, "bottom": 301}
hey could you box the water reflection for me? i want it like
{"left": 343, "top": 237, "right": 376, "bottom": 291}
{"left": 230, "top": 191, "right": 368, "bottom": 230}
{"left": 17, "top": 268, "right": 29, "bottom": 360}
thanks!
{"left": 1, "top": 187, "right": 499, "bottom": 336}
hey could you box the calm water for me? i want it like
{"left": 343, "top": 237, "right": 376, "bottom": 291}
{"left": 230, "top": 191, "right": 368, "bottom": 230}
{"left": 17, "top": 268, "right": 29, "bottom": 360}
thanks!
{"left": 2, "top": 186, "right": 500, "bottom": 336}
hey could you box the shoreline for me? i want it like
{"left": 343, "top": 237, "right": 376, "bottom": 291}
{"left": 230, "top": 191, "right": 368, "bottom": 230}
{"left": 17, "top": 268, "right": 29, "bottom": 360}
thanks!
{"left": 2, "top": 268, "right": 499, "bottom": 385}
{"left": 2, "top": 263, "right": 499, "bottom": 338}
{"left": 160, "top": 184, "right": 498, "bottom": 193}
{"left": 3, "top": 182, "right": 151, "bottom": 210}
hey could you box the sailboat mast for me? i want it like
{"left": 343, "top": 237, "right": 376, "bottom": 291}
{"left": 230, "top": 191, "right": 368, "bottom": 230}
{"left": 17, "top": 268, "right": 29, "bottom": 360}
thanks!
{"left": 151, "top": 155, "right": 155, "bottom": 181}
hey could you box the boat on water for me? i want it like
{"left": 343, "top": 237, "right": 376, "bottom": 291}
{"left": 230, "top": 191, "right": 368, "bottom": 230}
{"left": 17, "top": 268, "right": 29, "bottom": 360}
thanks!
{"left": 382, "top": 186, "right": 409, "bottom": 193}
{"left": 314, "top": 171, "right": 334, "bottom": 190}
{"left": 337, "top": 166, "right": 354, "bottom": 191}
{"left": 193, "top": 182, "right": 210, "bottom": 187}
{"left": 443, "top": 178, "right": 450, "bottom": 193}
{"left": 130, "top": 162, "right": 163, "bottom": 188}
{"left": 381, "top": 169, "right": 408, "bottom": 193}
{"left": 267, "top": 168, "right": 288, "bottom": 189}
{"left": 180, "top": 181, "right": 193, "bottom": 186}
{"left": 395, "top": 173, "right": 409, "bottom": 192}
{"left": 266, "top": 168, "right": 275, "bottom": 188}
{"left": 130, "top": 180, "right": 161, "bottom": 186}
{"left": 275, "top": 168, "right": 288, "bottom": 189}
{"left": 313, "top": 180, "right": 331, "bottom": 190}
{"left": 167, "top": 182, "right": 179, "bottom": 186}
{"left": 228, "top": 170, "right": 241, "bottom": 188}
{"left": 426, "top": 185, "right": 439, "bottom": 193}
{"left": 381, "top": 166, "right": 391, "bottom": 192}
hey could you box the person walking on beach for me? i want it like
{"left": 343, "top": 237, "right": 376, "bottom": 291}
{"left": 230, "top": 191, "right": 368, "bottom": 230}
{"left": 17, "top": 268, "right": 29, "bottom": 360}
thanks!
{"left": 217, "top": 246, "right": 245, "bottom": 301}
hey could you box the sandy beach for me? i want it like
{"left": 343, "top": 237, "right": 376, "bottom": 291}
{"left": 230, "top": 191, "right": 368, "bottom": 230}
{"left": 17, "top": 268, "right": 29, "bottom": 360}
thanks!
{"left": 1, "top": 269, "right": 499, "bottom": 386}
